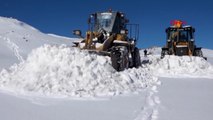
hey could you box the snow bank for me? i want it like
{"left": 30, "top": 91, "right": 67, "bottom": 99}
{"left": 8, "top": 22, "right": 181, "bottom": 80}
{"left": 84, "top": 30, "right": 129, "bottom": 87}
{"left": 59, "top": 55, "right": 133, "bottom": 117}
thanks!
{"left": 0, "top": 45, "right": 157, "bottom": 97}
{"left": 146, "top": 55, "right": 213, "bottom": 78}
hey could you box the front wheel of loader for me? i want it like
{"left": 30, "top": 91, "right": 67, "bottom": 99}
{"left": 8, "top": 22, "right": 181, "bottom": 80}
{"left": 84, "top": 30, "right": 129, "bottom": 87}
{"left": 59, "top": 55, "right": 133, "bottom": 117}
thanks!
{"left": 132, "top": 47, "right": 141, "bottom": 68}
{"left": 111, "top": 46, "right": 129, "bottom": 71}
{"left": 194, "top": 49, "right": 207, "bottom": 60}
{"left": 194, "top": 49, "right": 203, "bottom": 57}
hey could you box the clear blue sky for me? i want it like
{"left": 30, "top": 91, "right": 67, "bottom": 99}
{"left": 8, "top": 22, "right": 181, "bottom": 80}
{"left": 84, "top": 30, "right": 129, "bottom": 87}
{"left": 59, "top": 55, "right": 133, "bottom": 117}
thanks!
{"left": 0, "top": 0, "right": 213, "bottom": 49}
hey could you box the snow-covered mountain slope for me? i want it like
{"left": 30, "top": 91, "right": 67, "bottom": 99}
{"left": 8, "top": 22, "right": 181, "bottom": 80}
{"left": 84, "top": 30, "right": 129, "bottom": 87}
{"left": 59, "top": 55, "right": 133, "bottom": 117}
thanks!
{"left": 203, "top": 49, "right": 213, "bottom": 58}
{"left": 0, "top": 17, "right": 75, "bottom": 69}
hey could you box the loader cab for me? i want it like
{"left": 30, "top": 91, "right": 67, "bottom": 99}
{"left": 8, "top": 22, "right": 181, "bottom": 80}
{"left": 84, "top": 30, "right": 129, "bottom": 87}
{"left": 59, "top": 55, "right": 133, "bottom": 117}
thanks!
{"left": 88, "top": 11, "right": 129, "bottom": 34}
{"left": 166, "top": 26, "right": 195, "bottom": 43}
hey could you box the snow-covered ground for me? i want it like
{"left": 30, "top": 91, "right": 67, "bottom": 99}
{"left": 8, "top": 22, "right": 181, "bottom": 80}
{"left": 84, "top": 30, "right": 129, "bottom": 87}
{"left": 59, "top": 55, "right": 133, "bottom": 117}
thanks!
{"left": 0, "top": 17, "right": 212, "bottom": 120}
{"left": 158, "top": 77, "right": 213, "bottom": 120}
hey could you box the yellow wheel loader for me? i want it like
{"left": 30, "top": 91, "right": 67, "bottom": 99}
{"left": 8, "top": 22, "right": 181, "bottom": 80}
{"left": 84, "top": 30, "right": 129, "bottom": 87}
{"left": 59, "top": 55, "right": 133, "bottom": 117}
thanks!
{"left": 72, "top": 10, "right": 141, "bottom": 71}
{"left": 161, "top": 20, "right": 206, "bottom": 60}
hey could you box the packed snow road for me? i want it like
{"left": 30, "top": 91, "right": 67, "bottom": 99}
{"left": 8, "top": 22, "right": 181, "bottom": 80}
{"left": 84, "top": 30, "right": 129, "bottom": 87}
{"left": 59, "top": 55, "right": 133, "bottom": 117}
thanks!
{"left": 158, "top": 77, "right": 213, "bottom": 120}
{"left": 0, "top": 91, "right": 149, "bottom": 120}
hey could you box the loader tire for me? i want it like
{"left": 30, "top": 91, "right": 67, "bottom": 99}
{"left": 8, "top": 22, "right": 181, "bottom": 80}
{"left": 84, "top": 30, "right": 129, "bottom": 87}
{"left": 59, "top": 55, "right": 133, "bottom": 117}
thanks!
{"left": 194, "top": 49, "right": 203, "bottom": 57}
{"left": 111, "top": 46, "right": 129, "bottom": 71}
{"left": 132, "top": 47, "right": 141, "bottom": 68}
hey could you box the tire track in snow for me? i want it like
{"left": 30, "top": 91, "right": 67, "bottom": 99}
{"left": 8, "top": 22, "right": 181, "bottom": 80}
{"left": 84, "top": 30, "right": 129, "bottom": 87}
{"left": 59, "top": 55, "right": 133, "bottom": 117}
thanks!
{"left": 134, "top": 81, "right": 161, "bottom": 120}
{"left": 0, "top": 35, "right": 24, "bottom": 62}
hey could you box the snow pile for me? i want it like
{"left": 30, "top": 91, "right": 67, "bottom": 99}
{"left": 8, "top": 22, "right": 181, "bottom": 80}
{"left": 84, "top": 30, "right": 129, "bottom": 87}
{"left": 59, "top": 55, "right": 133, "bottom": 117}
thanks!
{"left": 0, "top": 45, "right": 157, "bottom": 97}
{"left": 146, "top": 55, "right": 213, "bottom": 78}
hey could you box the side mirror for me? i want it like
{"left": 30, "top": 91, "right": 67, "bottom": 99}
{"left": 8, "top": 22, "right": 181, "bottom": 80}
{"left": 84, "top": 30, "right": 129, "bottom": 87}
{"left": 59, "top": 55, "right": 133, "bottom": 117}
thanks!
{"left": 73, "top": 30, "right": 82, "bottom": 36}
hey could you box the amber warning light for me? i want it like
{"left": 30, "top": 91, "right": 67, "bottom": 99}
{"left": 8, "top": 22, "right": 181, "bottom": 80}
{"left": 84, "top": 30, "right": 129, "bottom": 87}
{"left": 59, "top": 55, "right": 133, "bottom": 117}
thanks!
{"left": 170, "top": 20, "right": 186, "bottom": 28}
